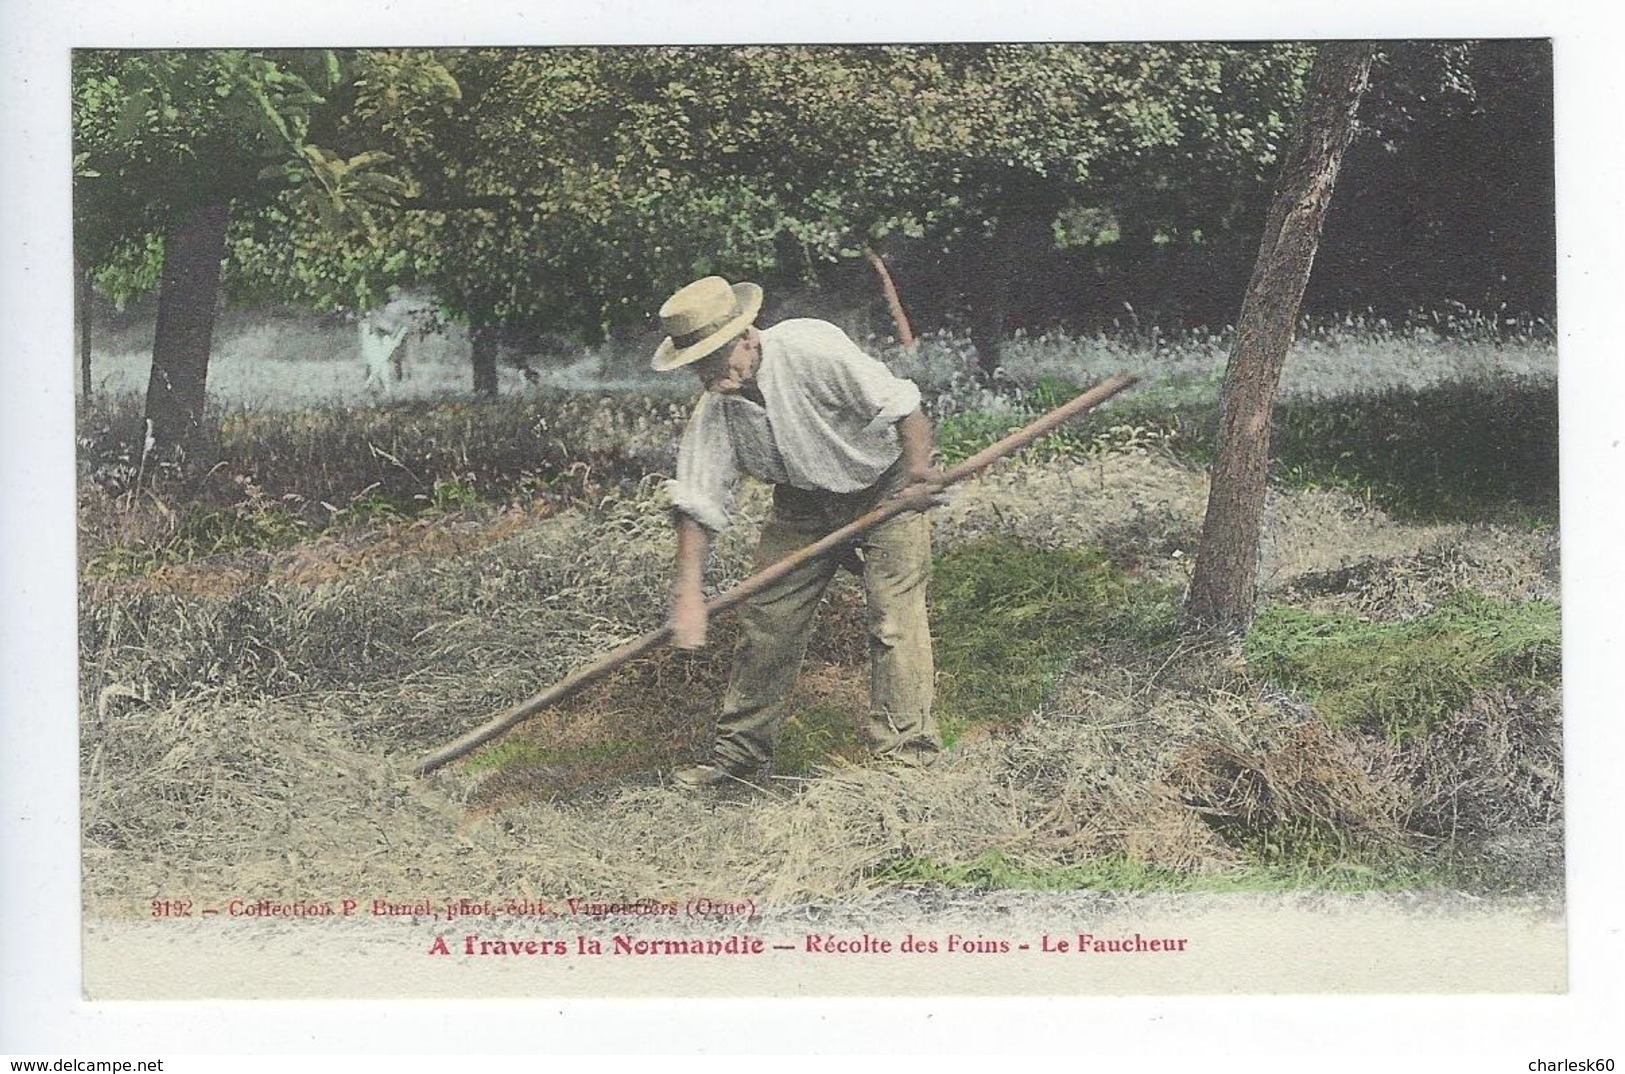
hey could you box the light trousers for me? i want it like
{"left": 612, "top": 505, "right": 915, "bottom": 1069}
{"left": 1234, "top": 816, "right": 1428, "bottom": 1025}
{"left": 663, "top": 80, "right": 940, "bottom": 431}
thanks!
{"left": 712, "top": 476, "right": 940, "bottom": 771}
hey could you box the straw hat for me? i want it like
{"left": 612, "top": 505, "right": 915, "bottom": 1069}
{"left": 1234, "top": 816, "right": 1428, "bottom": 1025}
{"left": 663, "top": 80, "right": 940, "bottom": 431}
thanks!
{"left": 651, "top": 276, "right": 764, "bottom": 371}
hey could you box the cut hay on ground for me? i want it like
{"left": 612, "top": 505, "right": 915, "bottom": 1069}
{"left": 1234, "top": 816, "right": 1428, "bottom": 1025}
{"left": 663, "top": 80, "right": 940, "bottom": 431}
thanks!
{"left": 80, "top": 453, "right": 1563, "bottom": 914}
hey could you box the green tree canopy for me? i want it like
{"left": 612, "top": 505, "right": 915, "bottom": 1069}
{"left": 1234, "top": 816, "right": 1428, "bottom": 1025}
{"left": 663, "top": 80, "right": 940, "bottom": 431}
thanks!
{"left": 72, "top": 48, "right": 423, "bottom": 443}
{"left": 219, "top": 44, "right": 1313, "bottom": 347}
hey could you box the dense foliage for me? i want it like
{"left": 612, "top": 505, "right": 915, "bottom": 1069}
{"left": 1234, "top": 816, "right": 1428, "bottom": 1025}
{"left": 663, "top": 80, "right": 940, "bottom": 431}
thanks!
{"left": 76, "top": 41, "right": 1554, "bottom": 344}
{"left": 72, "top": 50, "right": 352, "bottom": 301}
{"left": 220, "top": 44, "right": 1315, "bottom": 338}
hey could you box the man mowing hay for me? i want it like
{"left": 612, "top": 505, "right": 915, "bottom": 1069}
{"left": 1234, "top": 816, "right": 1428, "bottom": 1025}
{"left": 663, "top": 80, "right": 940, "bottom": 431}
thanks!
{"left": 654, "top": 275, "right": 947, "bottom": 788}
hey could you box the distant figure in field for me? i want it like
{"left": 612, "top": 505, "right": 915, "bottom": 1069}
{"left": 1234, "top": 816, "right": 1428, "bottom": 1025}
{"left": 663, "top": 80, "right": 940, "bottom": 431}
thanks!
{"left": 359, "top": 308, "right": 411, "bottom": 394}
{"left": 361, "top": 295, "right": 549, "bottom": 395}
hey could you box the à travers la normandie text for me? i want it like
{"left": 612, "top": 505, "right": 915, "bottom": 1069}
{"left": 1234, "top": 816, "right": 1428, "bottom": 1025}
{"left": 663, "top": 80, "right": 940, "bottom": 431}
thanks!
{"left": 144, "top": 894, "right": 1190, "bottom": 960}
{"left": 434, "top": 932, "right": 1190, "bottom": 958}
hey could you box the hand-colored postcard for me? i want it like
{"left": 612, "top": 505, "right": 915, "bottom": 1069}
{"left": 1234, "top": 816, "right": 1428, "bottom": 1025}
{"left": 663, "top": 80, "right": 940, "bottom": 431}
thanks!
{"left": 68, "top": 37, "right": 1565, "bottom": 1000}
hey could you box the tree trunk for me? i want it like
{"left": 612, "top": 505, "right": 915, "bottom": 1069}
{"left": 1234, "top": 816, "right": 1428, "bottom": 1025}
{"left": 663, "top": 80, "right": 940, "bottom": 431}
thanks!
{"left": 471, "top": 325, "right": 499, "bottom": 396}
{"left": 1182, "top": 42, "right": 1375, "bottom": 636}
{"left": 965, "top": 209, "right": 1054, "bottom": 382}
{"left": 76, "top": 259, "right": 92, "bottom": 401}
{"left": 863, "top": 245, "right": 915, "bottom": 350}
{"left": 144, "top": 202, "right": 230, "bottom": 449}
{"left": 965, "top": 225, "right": 1014, "bottom": 381}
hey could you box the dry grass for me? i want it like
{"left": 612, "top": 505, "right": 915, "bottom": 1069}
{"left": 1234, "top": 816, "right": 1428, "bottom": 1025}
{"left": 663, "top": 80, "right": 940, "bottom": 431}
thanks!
{"left": 89, "top": 634, "right": 1543, "bottom": 912}
{"left": 1399, "top": 689, "right": 1563, "bottom": 838}
{"left": 79, "top": 445, "right": 1563, "bottom": 915}
{"left": 1165, "top": 714, "right": 1411, "bottom": 862}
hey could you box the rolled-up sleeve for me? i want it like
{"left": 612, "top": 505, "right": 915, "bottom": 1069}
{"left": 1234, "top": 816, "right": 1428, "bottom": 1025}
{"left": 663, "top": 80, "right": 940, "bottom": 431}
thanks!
{"left": 666, "top": 394, "right": 740, "bottom": 533}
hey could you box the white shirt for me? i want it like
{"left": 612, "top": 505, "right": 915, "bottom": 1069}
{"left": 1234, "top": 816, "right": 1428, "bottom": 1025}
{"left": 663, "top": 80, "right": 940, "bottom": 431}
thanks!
{"left": 668, "top": 318, "right": 922, "bottom": 533}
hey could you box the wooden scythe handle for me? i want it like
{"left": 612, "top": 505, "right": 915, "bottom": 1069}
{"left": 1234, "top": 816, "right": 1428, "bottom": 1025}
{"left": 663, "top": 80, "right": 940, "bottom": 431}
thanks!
{"left": 415, "top": 371, "right": 1139, "bottom": 775}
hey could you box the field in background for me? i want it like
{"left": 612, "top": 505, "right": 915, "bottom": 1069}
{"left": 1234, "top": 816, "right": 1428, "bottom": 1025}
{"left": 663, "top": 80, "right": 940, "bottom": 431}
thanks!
{"left": 76, "top": 314, "right": 1562, "bottom": 913}
{"left": 78, "top": 313, "right": 1558, "bottom": 577}
{"left": 82, "top": 300, "right": 1555, "bottom": 409}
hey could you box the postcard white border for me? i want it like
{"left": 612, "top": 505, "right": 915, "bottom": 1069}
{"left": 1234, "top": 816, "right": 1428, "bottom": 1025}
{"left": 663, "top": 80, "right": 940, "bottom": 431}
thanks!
{"left": 4, "top": 0, "right": 1621, "bottom": 1061}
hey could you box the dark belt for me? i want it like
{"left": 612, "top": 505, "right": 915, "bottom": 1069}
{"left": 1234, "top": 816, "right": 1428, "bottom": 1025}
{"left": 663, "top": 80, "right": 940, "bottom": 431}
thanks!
{"left": 770, "top": 457, "right": 905, "bottom": 529}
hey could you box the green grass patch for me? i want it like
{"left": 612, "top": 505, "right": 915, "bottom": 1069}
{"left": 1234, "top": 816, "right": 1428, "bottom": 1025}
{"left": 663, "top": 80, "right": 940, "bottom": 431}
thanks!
{"left": 1270, "top": 379, "right": 1559, "bottom": 523}
{"left": 871, "top": 849, "right": 1432, "bottom": 894}
{"left": 82, "top": 503, "right": 316, "bottom": 578}
{"left": 934, "top": 400, "right": 1184, "bottom": 469}
{"left": 773, "top": 703, "right": 872, "bottom": 776}
{"left": 1222, "top": 815, "right": 1410, "bottom": 875}
{"left": 1242, "top": 594, "right": 1561, "bottom": 742}
{"left": 1174, "top": 379, "right": 1559, "bottom": 523}
{"left": 464, "top": 735, "right": 639, "bottom": 776}
{"left": 935, "top": 409, "right": 1027, "bottom": 464}
{"left": 931, "top": 537, "right": 1177, "bottom": 739}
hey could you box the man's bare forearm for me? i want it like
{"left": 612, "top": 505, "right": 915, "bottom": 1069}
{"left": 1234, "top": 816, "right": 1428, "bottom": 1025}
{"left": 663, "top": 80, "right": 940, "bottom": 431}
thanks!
{"left": 897, "top": 408, "right": 937, "bottom": 479}
{"left": 672, "top": 512, "right": 711, "bottom": 599}
{"left": 669, "top": 512, "right": 713, "bottom": 648}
